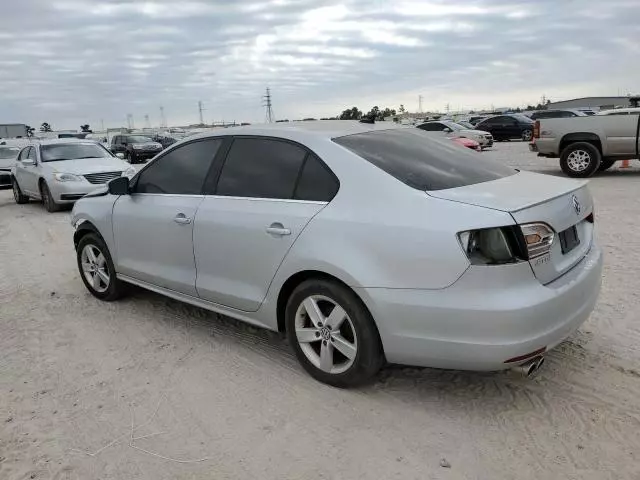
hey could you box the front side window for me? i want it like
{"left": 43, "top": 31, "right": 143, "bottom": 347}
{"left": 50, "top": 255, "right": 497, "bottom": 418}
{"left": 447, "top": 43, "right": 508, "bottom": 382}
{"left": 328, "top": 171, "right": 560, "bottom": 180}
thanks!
{"left": 27, "top": 147, "right": 37, "bottom": 161}
{"left": 418, "top": 123, "right": 444, "bottom": 132}
{"left": 40, "top": 143, "right": 112, "bottom": 162}
{"left": 334, "top": 128, "right": 516, "bottom": 191}
{"left": 135, "top": 139, "right": 221, "bottom": 195}
{"left": 216, "top": 138, "right": 307, "bottom": 199}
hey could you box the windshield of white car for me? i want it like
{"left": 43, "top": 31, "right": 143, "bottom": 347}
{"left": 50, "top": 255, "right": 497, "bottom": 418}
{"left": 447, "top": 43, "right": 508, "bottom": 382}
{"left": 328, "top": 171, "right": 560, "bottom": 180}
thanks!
{"left": 334, "top": 128, "right": 516, "bottom": 191}
{"left": 442, "top": 121, "right": 464, "bottom": 131}
{"left": 127, "top": 136, "right": 154, "bottom": 143}
{"left": 458, "top": 121, "right": 475, "bottom": 129}
{"left": 40, "top": 143, "right": 113, "bottom": 162}
{"left": 0, "top": 147, "right": 20, "bottom": 159}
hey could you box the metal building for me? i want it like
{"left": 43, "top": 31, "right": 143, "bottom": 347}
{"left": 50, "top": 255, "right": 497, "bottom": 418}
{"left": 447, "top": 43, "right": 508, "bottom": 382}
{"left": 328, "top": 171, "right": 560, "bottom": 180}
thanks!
{"left": 546, "top": 96, "right": 634, "bottom": 111}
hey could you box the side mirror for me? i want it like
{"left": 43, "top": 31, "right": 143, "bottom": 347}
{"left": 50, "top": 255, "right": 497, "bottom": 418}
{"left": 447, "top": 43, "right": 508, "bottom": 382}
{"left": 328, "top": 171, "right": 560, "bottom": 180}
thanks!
{"left": 115, "top": 152, "right": 125, "bottom": 159}
{"left": 108, "top": 176, "right": 130, "bottom": 195}
{"left": 21, "top": 158, "right": 35, "bottom": 166}
{"left": 443, "top": 128, "right": 452, "bottom": 133}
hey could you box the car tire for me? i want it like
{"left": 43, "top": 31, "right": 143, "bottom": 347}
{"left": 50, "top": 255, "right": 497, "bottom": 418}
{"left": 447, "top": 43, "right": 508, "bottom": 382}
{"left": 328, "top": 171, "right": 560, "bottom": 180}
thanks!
{"left": 40, "top": 181, "right": 61, "bottom": 212}
{"left": 560, "top": 142, "right": 602, "bottom": 178}
{"left": 76, "top": 233, "right": 126, "bottom": 301}
{"left": 12, "top": 177, "right": 29, "bottom": 204}
{"left": 125, "top": 151, "right": 134, "bottom": 164}
{"left": 522, "top": 129, "right": 533, "bottom": 142}
{"left": 285, "top": 279, "right": 384, "bottom": 388}
{"left": 598, "top": 158, "right": 617, "bottom": 171}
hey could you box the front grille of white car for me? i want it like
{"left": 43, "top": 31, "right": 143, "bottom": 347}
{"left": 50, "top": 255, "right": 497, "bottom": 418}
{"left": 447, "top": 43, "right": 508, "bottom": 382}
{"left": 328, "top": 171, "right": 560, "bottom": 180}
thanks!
{"left": 84, "top": 171, "right": 122, "bottom": 184}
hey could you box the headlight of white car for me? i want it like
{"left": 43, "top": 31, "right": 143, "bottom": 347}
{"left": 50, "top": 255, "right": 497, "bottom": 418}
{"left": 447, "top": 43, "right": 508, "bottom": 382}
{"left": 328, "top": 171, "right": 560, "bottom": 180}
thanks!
{"left": 53, "top": 172, "right": 83, "bottom": 182}
{"left": 123, "top": 167, "right": 136, "bottom": 178}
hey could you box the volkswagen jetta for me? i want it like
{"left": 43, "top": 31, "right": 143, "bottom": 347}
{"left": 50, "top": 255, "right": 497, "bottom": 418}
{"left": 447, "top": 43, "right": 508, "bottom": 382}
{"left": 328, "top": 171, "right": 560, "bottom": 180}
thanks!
{"left": 71, "top": 122, "right": 602, "bottom": 387}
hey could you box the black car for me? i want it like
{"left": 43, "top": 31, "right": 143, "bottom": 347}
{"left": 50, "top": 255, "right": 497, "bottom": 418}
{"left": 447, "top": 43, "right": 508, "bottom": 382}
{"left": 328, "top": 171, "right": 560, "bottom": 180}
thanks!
{"left": 150, "top": 134, "right": 178, "bottom": 149}
{"left": 475, "top": 114, "right": 535, "bottom": 141}
{"left": 110, "top": 135, "right": 163, "bottom": 164}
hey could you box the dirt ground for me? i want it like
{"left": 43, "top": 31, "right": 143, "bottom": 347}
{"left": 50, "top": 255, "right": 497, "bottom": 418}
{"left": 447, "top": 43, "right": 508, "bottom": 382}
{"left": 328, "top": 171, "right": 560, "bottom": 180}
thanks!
{"left": 1, "top": 142, "right": 639, "bottom": 480}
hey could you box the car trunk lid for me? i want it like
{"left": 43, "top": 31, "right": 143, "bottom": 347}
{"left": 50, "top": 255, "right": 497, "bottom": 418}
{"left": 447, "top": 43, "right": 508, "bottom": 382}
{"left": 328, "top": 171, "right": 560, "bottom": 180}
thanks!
{"left": 429, "top": 171, "right": 594, "bottom": 284}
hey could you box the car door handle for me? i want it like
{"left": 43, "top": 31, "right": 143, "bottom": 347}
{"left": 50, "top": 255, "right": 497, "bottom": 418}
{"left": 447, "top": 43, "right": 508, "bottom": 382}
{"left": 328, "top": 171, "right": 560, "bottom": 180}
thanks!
{"left": 266, "top": 223, "right": 291, "bottom": 236}
{"left": 173, "top": 214, "right": 192, "bottom": 225}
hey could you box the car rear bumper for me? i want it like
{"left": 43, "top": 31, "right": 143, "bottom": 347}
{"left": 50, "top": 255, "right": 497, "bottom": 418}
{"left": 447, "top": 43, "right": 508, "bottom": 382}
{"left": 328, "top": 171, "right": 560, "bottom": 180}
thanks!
{"left": 357, "top": 243, "right": 603, "bottom": 371}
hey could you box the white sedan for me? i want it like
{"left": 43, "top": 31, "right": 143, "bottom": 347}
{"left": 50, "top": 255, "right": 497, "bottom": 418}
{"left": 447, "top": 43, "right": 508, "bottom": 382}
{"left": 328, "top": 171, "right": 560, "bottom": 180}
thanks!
{"left": 11, "top": 139, "right": 135, "bottom": 212}
{"left": 417, "top": 120, "right": 494, "bottom": 148}
{"left": 70, "top": 122, "right": 602, "bottom": 387}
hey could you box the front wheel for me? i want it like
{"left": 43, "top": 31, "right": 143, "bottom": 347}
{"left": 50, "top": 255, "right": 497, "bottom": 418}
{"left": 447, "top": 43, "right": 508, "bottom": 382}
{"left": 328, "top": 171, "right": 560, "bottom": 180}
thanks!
{"left": 12, "top": 177, "right": 29, "bottom": 204}
{"left": 560, "top": 142, "right": 602, "bottom": 178}
{"left": 125, "top": 151, "right": 134, "bottom": 164}
{"left": 285, "top": 279, "right": 383, "bottom": 388}
{"left": 76, "top": 233, "right": 126, "bottom": 301}
{"left": 522, "top": 129, "right": 533, "bottom": 141}
{"left": 40, "top": 181, "right": 61, "bottom": 212}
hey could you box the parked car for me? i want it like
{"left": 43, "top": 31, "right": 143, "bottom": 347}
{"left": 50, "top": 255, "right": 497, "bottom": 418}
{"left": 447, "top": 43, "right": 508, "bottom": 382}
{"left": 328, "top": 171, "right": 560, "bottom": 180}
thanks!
{"left": 71, "top": 122, "right": 602, "bottom": 387}
{"left": 531, "top": 114, "right": 640, "bottom": 177}
{"left": 417, "top": 120, "right": 493, "bottom": 148}
{"left": 469, "top": 115, "right": 491, "bottom": 126}
{"left": 11, "top": 140, "right": 135, "bottom": 212}
{"left": 475, "top": 114, "right": 535, "bottom": 141}
{"left": 110, "top": 135, "right": 162, "bottom": 164}
{"left": 150, "top": 134, "right": 179, "bottom": 149}
{"left": 451, "top": 136, "right": 481, "bottom": 151}
{"left": 0, "top": 145, "right": 21, "bottom": 189}
{"left": 530, "top": 110, "right": 588, "bottom": 121}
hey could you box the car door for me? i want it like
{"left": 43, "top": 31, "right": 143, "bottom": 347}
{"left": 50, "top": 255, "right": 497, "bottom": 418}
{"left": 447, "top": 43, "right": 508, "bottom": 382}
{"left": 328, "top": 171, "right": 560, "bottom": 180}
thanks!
{"left": 501, "top": 117, "right": 519, "bottom": 138}
{"left": 111, "top": 136, "right": 125, "bottom": 154}
{"left": 193, "top": 137, "right": 338, "bottom": 311}
{"left": 112, "top": 138, "right": 222, "bottom": 296}
{"left": 16, "top": 147, "right": 40, "bottom": 195}
{"left": 478, "top": 117, "right": 501, "bottom": 137}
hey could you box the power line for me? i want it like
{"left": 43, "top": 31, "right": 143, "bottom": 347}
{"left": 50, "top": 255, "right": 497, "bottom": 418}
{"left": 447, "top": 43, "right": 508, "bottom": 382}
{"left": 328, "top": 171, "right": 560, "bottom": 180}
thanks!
{"left": 263, "top": 87, "right": 274, "bottom": 123}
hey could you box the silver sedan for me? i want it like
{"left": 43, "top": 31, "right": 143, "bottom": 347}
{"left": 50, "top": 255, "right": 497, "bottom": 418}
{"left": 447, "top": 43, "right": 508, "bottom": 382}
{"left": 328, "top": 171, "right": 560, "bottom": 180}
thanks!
{"left": 11, "top": 139, "right": 135, "bottom": 212}
{"left": 70, "top": 122, "right": 602, "bottom": 387}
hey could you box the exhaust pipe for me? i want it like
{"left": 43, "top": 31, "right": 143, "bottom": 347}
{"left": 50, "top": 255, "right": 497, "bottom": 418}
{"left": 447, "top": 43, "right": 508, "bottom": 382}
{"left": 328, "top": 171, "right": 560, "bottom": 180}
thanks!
{"left": 511, "top": 355, "right": 545, "bottom": 377}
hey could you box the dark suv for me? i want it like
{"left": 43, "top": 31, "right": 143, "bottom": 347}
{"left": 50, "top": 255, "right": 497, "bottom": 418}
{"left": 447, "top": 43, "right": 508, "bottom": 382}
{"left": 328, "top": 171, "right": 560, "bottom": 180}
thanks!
{"left": 110, "top": 135, "right": 163, "bottom": 164}
{"left": 475, "top": 114, "right": 535, "bottom": 141}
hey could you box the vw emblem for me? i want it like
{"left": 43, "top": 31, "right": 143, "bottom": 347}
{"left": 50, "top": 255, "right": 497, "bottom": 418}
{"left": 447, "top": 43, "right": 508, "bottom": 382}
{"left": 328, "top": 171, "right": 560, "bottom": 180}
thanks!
{"left": 571, "top": 195, "right": 581, "bottom": 215}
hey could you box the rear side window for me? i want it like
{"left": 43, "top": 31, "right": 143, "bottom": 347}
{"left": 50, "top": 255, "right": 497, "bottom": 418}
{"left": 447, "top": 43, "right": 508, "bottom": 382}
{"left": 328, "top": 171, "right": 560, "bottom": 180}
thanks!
{"left": 135, "top": 139, "right": 221, "bottom": 194}
{"left": 216, "top": 138, "right": 307, "bottom": 199}
{"left": 294, "top": 154, "right": 339, "bottom": 201}
{"left": 417, "top": 123, "right": 444, "bottom": 132}
{"left": 333, "top": 129, "right": 516, "bottom": 191}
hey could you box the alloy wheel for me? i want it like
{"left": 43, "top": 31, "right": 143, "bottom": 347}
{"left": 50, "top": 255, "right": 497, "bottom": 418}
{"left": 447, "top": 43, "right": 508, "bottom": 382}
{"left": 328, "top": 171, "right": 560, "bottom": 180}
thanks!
{"left": 294, "top": 295, "right": 358, "bottom": 374}
{"left": 522, "top": 130, "right": 533, "bottom": 141}
{"left": 80, "top": 244, "right": 110, "bottom": 293}
{"left": 12, "top": 181, "right": 20, "bottom": 202}
{"left": 567, "top": 150, "right": 591, "bottom": 172}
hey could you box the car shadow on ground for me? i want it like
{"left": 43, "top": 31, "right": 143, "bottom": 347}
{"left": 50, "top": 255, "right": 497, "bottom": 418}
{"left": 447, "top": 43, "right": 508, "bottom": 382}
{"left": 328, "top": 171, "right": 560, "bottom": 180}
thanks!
{"left": 127, "top": 286, "right": 591, "bottom": 409}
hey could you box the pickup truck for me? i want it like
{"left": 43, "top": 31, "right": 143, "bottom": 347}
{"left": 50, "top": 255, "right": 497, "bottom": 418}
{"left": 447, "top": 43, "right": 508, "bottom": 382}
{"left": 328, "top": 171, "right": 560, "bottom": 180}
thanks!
{"left": 530, "top": 114, "right": 640, "bottom": 177}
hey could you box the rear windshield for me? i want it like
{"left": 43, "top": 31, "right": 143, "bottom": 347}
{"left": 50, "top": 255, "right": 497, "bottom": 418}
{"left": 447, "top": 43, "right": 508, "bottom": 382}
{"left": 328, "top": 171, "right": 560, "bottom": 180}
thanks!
{"left": 333, "top": 128, "right": 516, "bottom": 191}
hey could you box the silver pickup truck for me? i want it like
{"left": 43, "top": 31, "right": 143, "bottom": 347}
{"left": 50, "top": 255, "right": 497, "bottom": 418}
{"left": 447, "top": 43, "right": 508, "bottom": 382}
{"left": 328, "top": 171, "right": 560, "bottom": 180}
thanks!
{"left": 530, "top": 114, "right": 640, "bottom": 177}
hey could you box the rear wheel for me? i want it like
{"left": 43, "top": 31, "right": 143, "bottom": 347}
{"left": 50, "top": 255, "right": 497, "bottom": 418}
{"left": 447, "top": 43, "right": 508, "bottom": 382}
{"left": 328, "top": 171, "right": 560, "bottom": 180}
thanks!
{"left": 285, "top": 279, "right": 383, "bottom": 388}
{"left": 522, "top": 129, "right": 533, "bottom": 141}
{"left": 40, "top": 181, "right": 61, "bottom": 212}
{"left": 12, "top": 177, "right": 29, "bottom": 204}
{"left": 598, "top": 158, "right": 617, "bottom": 171}
{"left": 560, "top": 142, "right": 602, "bottom": 178}
{"left": 76, "top": 233, "right": 126, "bottom": 301}
{"left": 125, "top": 151, "right": 134, "bottom": 164}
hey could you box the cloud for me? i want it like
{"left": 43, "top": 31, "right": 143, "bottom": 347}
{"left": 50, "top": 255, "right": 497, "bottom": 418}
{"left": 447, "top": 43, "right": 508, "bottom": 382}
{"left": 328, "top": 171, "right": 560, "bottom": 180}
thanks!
{"left": 0, "top": 0, "right": 637, "bottom": 128}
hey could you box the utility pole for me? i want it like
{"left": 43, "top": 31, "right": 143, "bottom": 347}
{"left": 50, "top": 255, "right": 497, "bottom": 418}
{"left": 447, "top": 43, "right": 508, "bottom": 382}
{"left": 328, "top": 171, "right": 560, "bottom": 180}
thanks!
{"left": 445, "top": 103, "right": 450, "bottom": 113}
{"left": 198, "top": 101, "right": 205, "bottom": 125}
{"left": 144, "top": 114, "right": 150, "bottom": 129}
{"left": 160, "top": 106, "right": 166, "bottom": 128}
{"left": 126, "top": 114, "right": 134, "bottom": 130}
{"left": 100, "top": 119, "right": 104, "bottom": 131}
{"left": 263, "top": 87, "right": 274, "bottom": 123}
{"left": 418, "top": 95, "right": 423, "bottom": 113}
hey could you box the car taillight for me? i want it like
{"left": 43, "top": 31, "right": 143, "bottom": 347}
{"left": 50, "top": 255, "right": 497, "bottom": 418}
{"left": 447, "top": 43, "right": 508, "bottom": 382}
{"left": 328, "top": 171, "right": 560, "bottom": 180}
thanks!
{"left": 586, "top": 211, "right": 594, "bottom": 223}
{"left": 533, "top": 120, "right": 540, "bottom": 139}
{"left": 520, "top": 223, "right": 554, "bottom": 259}
{"left": 458, "top": 226, "right": 528, "bottom": 265}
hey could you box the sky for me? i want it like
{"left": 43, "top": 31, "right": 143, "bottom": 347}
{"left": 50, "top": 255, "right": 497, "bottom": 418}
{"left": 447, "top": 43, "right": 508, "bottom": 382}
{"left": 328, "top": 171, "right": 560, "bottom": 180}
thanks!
{"left": 0, "top": 0, "right": 638, "bottom": 130}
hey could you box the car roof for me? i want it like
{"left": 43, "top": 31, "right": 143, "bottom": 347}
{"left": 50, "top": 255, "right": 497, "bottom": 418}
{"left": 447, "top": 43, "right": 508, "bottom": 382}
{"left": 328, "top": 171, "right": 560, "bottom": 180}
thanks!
{"left": 598, "top": 107, "right": 640, "bottom": 115}
{"left": 184, "top": 120, "right": 404, "bottom": 142}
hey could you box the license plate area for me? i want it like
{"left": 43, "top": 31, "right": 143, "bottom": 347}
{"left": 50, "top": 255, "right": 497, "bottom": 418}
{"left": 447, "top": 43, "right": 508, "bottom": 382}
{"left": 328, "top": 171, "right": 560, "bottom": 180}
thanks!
{"left": 559, "top": 225, "right": 580, "bottom": 254}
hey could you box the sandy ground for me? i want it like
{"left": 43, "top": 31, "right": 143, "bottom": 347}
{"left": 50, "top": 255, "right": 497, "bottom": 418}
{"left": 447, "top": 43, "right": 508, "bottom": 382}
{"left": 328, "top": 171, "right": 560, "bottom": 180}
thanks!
{"left": 1, "top": 142, "right": 639, "bottom": 480}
